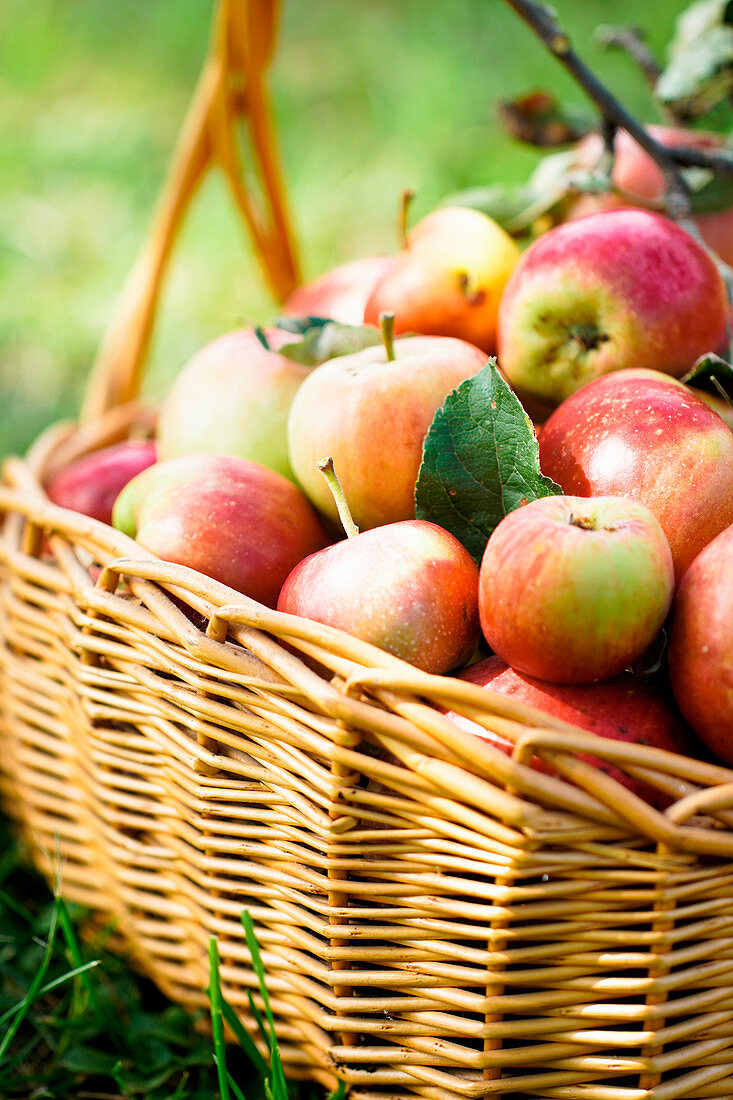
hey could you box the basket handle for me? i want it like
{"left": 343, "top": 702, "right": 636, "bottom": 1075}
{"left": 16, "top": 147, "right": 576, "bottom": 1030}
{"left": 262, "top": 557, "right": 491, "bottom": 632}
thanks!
{"left": 80, "top": 0, "right": 301, "bottom": 425}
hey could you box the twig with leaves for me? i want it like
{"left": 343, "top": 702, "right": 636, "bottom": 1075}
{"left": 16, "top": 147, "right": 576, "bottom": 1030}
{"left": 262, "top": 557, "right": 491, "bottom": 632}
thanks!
{"left": 502, "top": 0, "right": 733, "bottom": 221}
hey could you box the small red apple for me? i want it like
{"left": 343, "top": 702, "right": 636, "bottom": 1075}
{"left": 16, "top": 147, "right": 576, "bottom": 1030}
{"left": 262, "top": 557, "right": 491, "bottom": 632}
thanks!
{"left": 278, "top": 515, "right": 479, "bottom": 675}
{"left": 538, "top": 369, "right": 733, "bottom": 584}
{"left": 282, "top": 256, "right": 395, "bottom": 326}
{"left": 156, "top": 327, "right": 309, "bottom": 482}
{"left": 45, "top": 440, "right": 157, "bottom": 526}
{"left": 112, "top": 454, "right": 330, "bottom": 608}
{"left": 668, "top": 523, "right": 733, "bottom": 763}
{"left": 569, "top": 125, "right": 733, "bottom": 265}
{"left": 497, "top": 208, "right": 729, "bottom": 407}
{"left": 286, "top": 316, "right": 487, "bottom": 530}
{"left": 364, "top": 206, "right": 521, "bottom": 354}
{"left": 478, "top": 494, "right": 674, "bottom": 684}
{"left": 445, "top": 656, "right": 699, "bottom": 809}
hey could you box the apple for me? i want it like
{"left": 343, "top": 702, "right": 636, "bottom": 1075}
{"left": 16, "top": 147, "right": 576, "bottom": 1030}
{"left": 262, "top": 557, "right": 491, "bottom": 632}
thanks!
{"left": 478, "top": 494, "right": 674, "bottom": 685}
{"left": 282, "top": 256, "right": 395, "bottom": 326}
{"left": 445, "top": 656, "right": 699, "bottom": 810}
{"left": 496, "top": 208, "right": 729, "bottom": 407}
{"left": 45, "top": 439, "right": 157, "bottom": 526}
{"left": 286, "top": 315, "right": 488, "bottom": 530}
{"left": 156, "top": 327, "right": 310, "bottom": 482}
{"left": 668, "top": 523, "right": 733, "bottom": 763}
{"left": 277, "top": 460, "right": 479, "bottom": 674}
{"left": 538, "top": 368, "right": 733, "bottom": 584}
{"left": 363, "top": 206, "right": 521, "bottom": 354}
{"left": 568, "top": 125, "right": 733, "bottom": 265}
{"left": 112, "top": 454, "right": 330, "bottom": 608}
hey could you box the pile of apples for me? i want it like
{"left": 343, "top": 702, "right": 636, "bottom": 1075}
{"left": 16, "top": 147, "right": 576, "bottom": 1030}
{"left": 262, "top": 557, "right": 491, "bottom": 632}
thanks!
{"left": 46, "top": 124, "right": 733, "bottom": 796}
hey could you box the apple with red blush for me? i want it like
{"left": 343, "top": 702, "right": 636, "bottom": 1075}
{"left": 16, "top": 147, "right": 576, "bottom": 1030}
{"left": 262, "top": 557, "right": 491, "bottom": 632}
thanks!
{"left": 538, "top": 369, "right": 733, "bottom": 584}
{"left": 497, "top": 208, "right": 728, "bottom": 407}
{"left": 567, "top": 125, "right": 733, "bottom": 265}
{"left": 46, "top": 439, "right": 157, "bottom": 526}
{"left": 287, "top": 313, "right": 488, "bottom": 531}
{"left": 478, "top": 494, "right": 674, "bottom": 685}
{"left": 364, "top": 206, "right": 521, "bottom": 354}
{"left": 445, "top": 656, "right": 699, "bottom": 810}
{"left": 112, "top": 454, "right": 330, "bottom": 608}
{"left": 156, "top": 327, "right": 310, "bottom": 483}
{"left": 277, "top": 458, "right": 479, "bottom": 674}
{"left": 668, "top": 523, "right": 733, "bottom": 763}
{"left": 282, "top": 255, "right": 395, "bottom": 326}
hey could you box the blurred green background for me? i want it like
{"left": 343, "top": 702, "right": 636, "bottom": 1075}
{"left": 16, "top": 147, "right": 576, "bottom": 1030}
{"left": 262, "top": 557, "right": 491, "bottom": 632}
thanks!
{"left": 0, "top": 0, "right": 693, "bottom": 457}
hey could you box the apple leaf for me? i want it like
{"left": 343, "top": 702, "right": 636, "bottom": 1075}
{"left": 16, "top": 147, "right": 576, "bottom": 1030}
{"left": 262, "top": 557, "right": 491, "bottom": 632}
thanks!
{"left": 654, "top": 0, "right": 733, "bottom": 125}
{"left": 496, "top": 90, "right": 595, "bottom": 147}
{"left": 274, "top": 318, "right": 381, "bottom": 366}
{"left": 682, "top": 350, "right": 733, "bottom": 401}
{"left": 415, "top": 360, "right": 563, "bottom": 564}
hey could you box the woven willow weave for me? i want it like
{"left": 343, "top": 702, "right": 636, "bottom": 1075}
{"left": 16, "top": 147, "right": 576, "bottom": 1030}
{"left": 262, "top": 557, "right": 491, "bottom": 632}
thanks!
{"left": 4, "top": 415, "right": 733, "bottom": 1100}
{"left": 5, "top": 2, "right": 733, "bottom": 1097}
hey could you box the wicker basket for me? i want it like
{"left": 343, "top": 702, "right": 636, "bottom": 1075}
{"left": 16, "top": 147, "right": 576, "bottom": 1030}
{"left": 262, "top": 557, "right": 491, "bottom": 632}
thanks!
{"left": 5, "top": 4, "right": 733, "bottom": 1098}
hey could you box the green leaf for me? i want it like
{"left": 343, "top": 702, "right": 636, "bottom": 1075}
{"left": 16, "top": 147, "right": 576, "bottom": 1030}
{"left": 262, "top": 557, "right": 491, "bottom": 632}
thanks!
{"left": 682, "top": 350, "right": 733, "bottom": 399}
{"left": 275, "top": 319, "right": 382, "bottom": 366}
{"left": 655, "top": 0, "right": 733, "bottom": 123}
{"left": 415, "top": 361, "right": 562, "bottom": 564}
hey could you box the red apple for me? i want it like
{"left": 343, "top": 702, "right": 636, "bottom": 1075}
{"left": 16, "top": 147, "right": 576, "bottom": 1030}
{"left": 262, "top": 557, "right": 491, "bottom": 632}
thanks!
{"left": 286, "top": 320, "right": 487, "bottom": 530}
{"left": 668, "top": 523, "right": 733, "bottom": 762}
{"left": 278, "top": 518, "right": 479, "bottom": 675}
{"left": 282, "top": 256, "right": 395, "bottom": 326}
{"left": 445, "top": 656, "right": 699, "bottom": 809}
{"left": 156, "top": 327, "right": 310, "bottom": 482}
{"left": 569, "top": 125, "right": 733, "bottom": 265}
{"left": 112, "top": 454, "right": 330, "bottom": 607}
{"left": 364, "top": 206, "right": 521, "bottom": 354}
{"left": 478, "top": 494, "right": 674, "bottom": 684}
{"left": 46, "top": 440, "right": 157, "bottom": 526}
{"left": 538, "top": 368, "right": 733, "bottom": 584}
{"left": 496, "top": 208, "right": 728, "bottom": 407}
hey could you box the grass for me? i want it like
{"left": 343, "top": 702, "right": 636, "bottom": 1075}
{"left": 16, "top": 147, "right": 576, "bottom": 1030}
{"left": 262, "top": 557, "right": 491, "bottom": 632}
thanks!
{"left": 0, "top": 814, "right": 328, "bottom": 1099}
{"left": 0, "top": 1, "right": 703, "bottom": 1095}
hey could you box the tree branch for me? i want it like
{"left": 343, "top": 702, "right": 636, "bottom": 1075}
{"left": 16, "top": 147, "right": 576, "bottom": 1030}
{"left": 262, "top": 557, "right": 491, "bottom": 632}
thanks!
{"left": 595, "top": 24, "right": 661, "bottom": 90}
{"left": 502, "top": 0, "right": 733, "bottom": 223}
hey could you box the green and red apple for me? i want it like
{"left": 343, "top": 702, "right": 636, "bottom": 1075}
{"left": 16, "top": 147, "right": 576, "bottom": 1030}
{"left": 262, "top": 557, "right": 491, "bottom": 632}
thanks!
{"left": 113, "top": 454, "right": 330, "bottom": 608}
{"left": 668, "top": 522, "right": 733, "bottom": 762}
{"left": 364, "top": 206, "right": 521, "bottom": 354}
{"left": 287, "top": 318, "right": 487, "bottom": 530}
{"left": 282, "top": 255, "right": 395, "bottom": 325}
{"left": 568, "top": 125, "right": 733, "bottom": 265}
{"left": 497, "top": 208, "right": 728, "bottom": 407}
{"left": 46, "top": 439, "right": 157, "bottom": 526}
{"left": 156, "top": 327, "right": 309, "bottom": 482}
{"left": 538, "top": 369, "right": 733, "bottom": 584}
{"left": 278, "top": 515, "right": 480, "bottom": 675}
{"left": 478, "top": 494, "right": 674, "bottom": 684}
{"left": 446, "top": 656, "right": 700, "bottom": 809}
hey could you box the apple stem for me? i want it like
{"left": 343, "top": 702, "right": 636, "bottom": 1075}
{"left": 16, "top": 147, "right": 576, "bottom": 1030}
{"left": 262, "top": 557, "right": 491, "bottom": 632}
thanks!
{"left": 379, "top": 311, "right": 397, "bottom": 361}
{"left": 399, "top": 188, "right": 415, "bottom": 249}
{"left": 317, "top": 457, "right": 360, "bottom": 539}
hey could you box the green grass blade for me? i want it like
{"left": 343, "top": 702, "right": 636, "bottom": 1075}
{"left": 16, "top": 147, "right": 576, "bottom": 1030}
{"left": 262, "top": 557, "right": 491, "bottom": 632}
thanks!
{"left": 0, "top": 960, "right": 100, "bottom": 1029}
{"left": 241, "top": 911, "right": 289, "bottom": 1100}
{"left": 208, "top": 937, "right": 231, "bottom": 1100}
{"left": 227, "top": 1069, "right": 249, "bottom": 1100}
{"left": 221, "top": 996, "right": 269, "bottom": 1079}
{"left": 328, "top": 1079, "right": 347, "bottom": 1100}
{"left": 0, "top": 903, "right": 59, "bottom": 1062}
{"left": 240, "top": 911, "right": 274, "bottom": 1037}
{"left": 246, "top": 990, "right": 270, "bottom": 1049}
